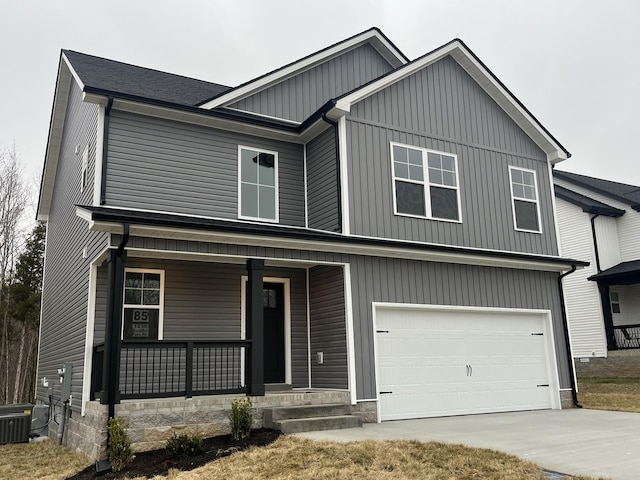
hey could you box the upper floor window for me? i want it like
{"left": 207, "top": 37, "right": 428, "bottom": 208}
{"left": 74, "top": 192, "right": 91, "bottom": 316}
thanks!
{"left": 122, "top": 269, "right": 164, "bottom": 340}
{"left": 80, "top": 145, "right": 89, "bottom": 192}
{"left": 238, "top": 146, "right": 279, "bottom": 222}
{"left": 391, "top": 143, "right": 461, "bottom": 222}
{"left": 509, "top": 166, "right": 541, "bottom": 233}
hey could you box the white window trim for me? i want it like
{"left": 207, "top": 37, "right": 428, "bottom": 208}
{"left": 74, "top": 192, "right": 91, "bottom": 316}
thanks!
{"left": 237, "top": 145, "right": 280, "bottom": 223}
{"left": 508, "top": 165, "right": 543, "bottom": 234}
{"left": 390, "top": 142, "right": 462, "bottom": 223}
{"left": 121, "top": 268, "right": 165, "bottom": 340}
{"left": 80, "top": 145, "right": 89, "bottom": 193}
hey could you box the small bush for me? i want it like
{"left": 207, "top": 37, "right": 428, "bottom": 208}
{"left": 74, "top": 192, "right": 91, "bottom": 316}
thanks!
{"left": 166, "top": 432, "right": 204, "bottom": 458}
{"left": 108, "top": 418, "right": 132, "bottom": 472}
{"left": 229, "top": 397, "right": 253, "bottom": 441}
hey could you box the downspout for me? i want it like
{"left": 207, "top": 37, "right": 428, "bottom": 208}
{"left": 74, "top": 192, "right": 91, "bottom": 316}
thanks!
{"left": 590, "top": 214, "right": 601, "bottom": 272}
{"left": 558, "top": 265, "right": 582, "bottom": 408}
{"left": 321, "top": 112, "right": 342, "bottom": 233}
{"left": 100, "top": 97, "right": 113, "bottom": 205}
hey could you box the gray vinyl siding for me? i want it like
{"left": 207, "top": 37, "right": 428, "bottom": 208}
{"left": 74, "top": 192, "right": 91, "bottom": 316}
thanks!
{"left": 119, "top": 236, "right": 571, "bottom": 401}
{"left": 105, "top": 111, "right": 305, "bottom": 227}
{"left": 306, "top": 128, "right": 340, "bottom": 232}
{"left": 309, "top": 266, "right": 347, "bottom": 389}
{"left": 347, "top": 55, "right": 558, "bottom": 256}
{"left": 36, "top": 80, "right": 108, "bottom": 410}
{"left": 92, "top": 258, "right": 309, "bottom": 389}
{"left": 228, "top": 43, "right": 395, "bottom": 122}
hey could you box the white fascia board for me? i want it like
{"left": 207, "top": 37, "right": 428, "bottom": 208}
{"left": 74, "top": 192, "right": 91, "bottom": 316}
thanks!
{"left": 199, "top": 30, "right": 407, "bottom": 110}
{"left": 80, "top": 216, "right": 578, "bottom": 273}
{"left": 37, "top": 57, "right": 81, "bottom": 221}
{"left": 336, "top": 41, "right": 568, "bottom": 163}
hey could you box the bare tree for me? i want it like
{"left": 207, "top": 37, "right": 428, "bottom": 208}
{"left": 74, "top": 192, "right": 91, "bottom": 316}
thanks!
{"left": 0, "top": 144, "right": 28, "bottom": 404}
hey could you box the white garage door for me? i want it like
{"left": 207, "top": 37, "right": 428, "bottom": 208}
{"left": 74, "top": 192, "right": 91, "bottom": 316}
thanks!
{"left": 375, "top": 305, "right": 559, "bottom": 421}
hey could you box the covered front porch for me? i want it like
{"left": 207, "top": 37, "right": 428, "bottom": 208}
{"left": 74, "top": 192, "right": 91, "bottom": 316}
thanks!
{"left": 590, "top": 260, "right": 640, "bottom": 350}
{"left": 84, "top": 237, "right": 352, "bottom": 410}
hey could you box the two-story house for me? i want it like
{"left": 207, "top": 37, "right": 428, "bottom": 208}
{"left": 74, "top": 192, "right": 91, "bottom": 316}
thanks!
{"left": 36, "top": 28, "right": 585, "bottom": 459}
{"left": 554, "top": 170, "right": 640, "bottom": 358}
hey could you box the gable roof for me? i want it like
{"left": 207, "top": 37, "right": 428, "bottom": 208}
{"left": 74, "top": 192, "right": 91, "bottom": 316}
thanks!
{"left": 554, "top": 184, "right": 625, "bottom": 217}
{"left": 63, "top": 50, "right": 231, "bottom": 106}
{"left": 331, "top": 38, "right": 570, "bottom": 164}
{"left": 198, "top": 27, "right": 409, "bottom": 109}
{"left": 554, "top": 170, "right": 640, "bottom": 211}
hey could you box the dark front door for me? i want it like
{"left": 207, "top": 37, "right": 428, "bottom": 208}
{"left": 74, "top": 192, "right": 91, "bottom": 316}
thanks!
{"left": 263, "top": 282, "right": 285, "bottom": 383}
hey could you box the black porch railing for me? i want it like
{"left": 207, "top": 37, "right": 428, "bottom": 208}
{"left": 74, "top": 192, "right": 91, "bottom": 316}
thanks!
{"left": 613, "top": 324, "right": 640, "bottom": 350}
{"left": 92, "top": 340, "right": 251, "bottom": 400}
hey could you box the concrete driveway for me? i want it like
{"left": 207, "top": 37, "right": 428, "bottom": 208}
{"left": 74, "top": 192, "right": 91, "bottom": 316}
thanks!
{"left": 298, "top": 409, "right": 640, "bottom": 480}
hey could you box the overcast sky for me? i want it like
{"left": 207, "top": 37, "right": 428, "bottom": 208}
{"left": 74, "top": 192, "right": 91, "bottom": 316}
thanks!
{"left": 2, "top": 0, "right": 639, "bottom": 187}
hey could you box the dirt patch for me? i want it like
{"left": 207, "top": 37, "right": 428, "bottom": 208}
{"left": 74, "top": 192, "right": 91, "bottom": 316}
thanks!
{"left": 65, "top": 428, "right": 280, "bottom": 480}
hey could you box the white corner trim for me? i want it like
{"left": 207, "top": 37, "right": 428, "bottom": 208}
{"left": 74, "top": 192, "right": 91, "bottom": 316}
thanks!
{"left": 303, "top": 143, "right": 309, "bottom": 229}
{"left": 338, "top": 116, "right": 350, "bottom": 235}
{"left": 343, "top": 264, "right": 357, "bottom": 405}
{"left": 306, "top": 268, "right": 312, "bottom": 389}
{"left": 548, "top": 163, "right": 562, "bottom": 257}
{"left": 94, "top": 105, "right": 105, "bottom": 206}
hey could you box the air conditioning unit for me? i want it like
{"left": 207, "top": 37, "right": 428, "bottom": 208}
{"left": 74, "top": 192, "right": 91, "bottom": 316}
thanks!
{"left": 0, "top": 413, "right": 31, "bottom": 444}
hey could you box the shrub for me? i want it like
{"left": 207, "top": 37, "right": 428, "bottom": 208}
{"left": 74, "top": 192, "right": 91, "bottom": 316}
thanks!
{"left": 229, "top": 397, "right": 253, "bottom": 440}
{"left": 166, "top": 432, "right": 204, "bottom": 458}
{"left": 107, "top": 418, "right": 132, "bottom": 472}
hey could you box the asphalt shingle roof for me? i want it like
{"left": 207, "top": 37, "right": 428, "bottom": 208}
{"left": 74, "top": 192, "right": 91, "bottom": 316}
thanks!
{"left": 63, "top": 50, "right": 231, "bottom": 106}
{"left": 554, "top": 184, "right": 625, "bottom": 217}
{"left": 554, "top": 170, "right": 640, "bottom": 210}
{"left": 589, "top": 260, "right": 640, "bottom": 284}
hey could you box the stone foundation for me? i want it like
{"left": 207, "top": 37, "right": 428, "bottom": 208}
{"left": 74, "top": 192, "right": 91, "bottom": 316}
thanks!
{"left": 351, "top": 400, "right": 378, "bottom": 422}
{"left": 67, "top": 390, "right": 351, "bottom": 459}
{"left": 559, "top": 389, "right": 575, "bottom": 409}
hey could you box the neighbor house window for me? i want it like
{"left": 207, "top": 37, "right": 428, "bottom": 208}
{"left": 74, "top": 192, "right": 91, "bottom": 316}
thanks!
{"left": 391, "top": 143, "right": 461, "bottom": 221}
{"left": 238, "top": 146, "right": 278, "bottom": 222}
{"left": 80, "top": 145, "right": 89, "bottom": 192}
{"left": 509, "top": 166, "right": 541, "bottom": 233}
{"left": 122, "top": 269, "right": 164, "bottom": 340}
{"left": 610, "top": 291, "right": 621, "bottom": 314}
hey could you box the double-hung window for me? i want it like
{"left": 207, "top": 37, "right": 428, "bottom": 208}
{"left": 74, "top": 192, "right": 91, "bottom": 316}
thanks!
{"left": 238, "top": 146, "right": 278, "bottom": 222}
{"left": 391, "top": 143, "right": 461, "bottom": 221}
{"left": 509, "top": 166, "right": 541, "bottom": 233}
{"left": 122, "top": 269, "right": 164, "bottom": 340}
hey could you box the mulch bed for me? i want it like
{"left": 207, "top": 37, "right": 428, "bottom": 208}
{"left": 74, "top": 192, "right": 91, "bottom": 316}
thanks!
{"left": 66, "top": 429, "right": 281, "bottom": 479}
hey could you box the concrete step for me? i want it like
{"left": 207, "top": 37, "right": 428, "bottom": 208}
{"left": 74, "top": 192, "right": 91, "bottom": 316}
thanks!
{"left": 274, "top": 414, "right": 363, "bottom": 434}
{"left": 264, "top": 403, "right": 351, "bottom": 426}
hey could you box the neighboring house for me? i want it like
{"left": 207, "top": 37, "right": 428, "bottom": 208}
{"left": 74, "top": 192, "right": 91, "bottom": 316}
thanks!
{"left": 36, "top": 28, "right": 585, "bottom": 459}
{"left": 554, "top": 170, "right": 640, "bottom": 358}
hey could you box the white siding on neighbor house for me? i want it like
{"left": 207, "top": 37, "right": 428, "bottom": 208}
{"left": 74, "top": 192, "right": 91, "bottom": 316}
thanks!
{"left": 610, "top": 284, "right": 640, "bottom": 327}
{"left": 594, "top": 215, "right": 621, "bottom": 271}
{"left": 554, "top": 178, "right": 639, "bottom": 263}
{"left": 556, "top": 198, "right": 607, "bottom": 358}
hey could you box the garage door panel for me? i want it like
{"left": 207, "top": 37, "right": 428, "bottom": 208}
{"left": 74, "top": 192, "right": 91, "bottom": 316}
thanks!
{"left": 376, "top": 306, "right": 555, "bottom": 421}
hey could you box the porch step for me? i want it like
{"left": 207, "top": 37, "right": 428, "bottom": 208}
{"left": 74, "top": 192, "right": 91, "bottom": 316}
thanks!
{"left": 264, "top": 403, "right": 363, "bottom": 434}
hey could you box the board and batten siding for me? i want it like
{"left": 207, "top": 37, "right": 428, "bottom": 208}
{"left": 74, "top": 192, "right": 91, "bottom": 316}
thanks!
{"left": 309, "top": 265, "right": 347, "bottom": 389}
{"left": 346, "top": 55, "right": 558, "bottom": 256}
{"left": 92, "top": 258, "right": 310, "bottom": 389}
{"left": 306, "top": 127, "right": 340, "bottom": 232}
{"left": 118, "top": 235, "right": 571, "bottom": 401}
{"left": 555, "top": 198, "right": 606, "bottom": 358}
{"left": 228, "top": 43, "right": 395, "bottom": 122}
{"left": 555, "top": 177, "right": 639, "bottom": 263}
{"left": 105, "top": 111, "right": 305, "bottom": 227}
{"left": 37, "top": 80, "right": 109, "bottom": 410}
